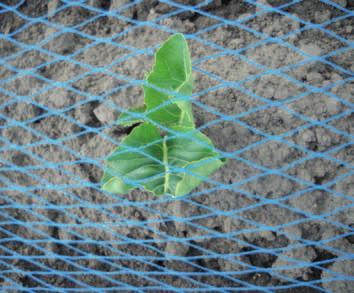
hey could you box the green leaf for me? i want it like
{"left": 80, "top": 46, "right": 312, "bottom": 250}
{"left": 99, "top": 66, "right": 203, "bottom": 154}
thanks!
{"left": 102, "top": 122, "right": 164, "bottom": 194}
{"left": 116, "top": 34, "right": 194, "bottom": 129}
{"left": 117, "top": 105, "right": 146, "bottom": 127}
{"left": 144, "top": 33, "right": 195, "bottom": 129}
{"left": 100, "top": 171, "right": 132, "bottom": 194}
{"left": 102, "top": 33, "right": 226, "bottom": 197}
{"left": 102, "top": 123, "right": 225, "bottom": 196}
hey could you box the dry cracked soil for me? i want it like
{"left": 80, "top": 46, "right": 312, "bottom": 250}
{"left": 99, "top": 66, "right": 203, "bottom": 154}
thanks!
{"left": 0, "top": 0, "right": 353, "bottom": 292}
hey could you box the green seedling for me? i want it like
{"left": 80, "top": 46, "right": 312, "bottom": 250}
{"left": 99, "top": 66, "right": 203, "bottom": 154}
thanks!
{"left": 101, "top": 34, "right": 226, "bottom": 197}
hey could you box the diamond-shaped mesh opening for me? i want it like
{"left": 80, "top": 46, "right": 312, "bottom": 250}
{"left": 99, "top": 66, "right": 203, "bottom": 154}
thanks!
{"left": 0, "top": 170, "right": 40, "bottom": 187}
{"left": 288, "top": 92, "right": 347, "bottom": 121}
{"left": 121, "top": 0, "right": 177, "bottom": 21}
{"left": 26, "top": 143, "right": 78, "bottom": 164}
{"left": 283, "top": 0, "right": 345, "bottom": 24}
{"left": 114, "top": 26, "right": 172, "bottom": 49}
{"left": 287, "top": 157, "right": 349, "bottom": 185}
{"left": 194, "top": 189, "right": 258, "bottom": 212}
{"left": 0, "top": 149, "right": 41, "bottom": 167}
{"left": 79, "top": 15, "right": 132, "bottom": 38}
{"left": 244, "top": 11, "right": 301, "bottom": 37}
{"left": 240, "top": 174, "right": 305, "bottom": 199}
{"left": 241, "top": 140, "right": 305, "bottom": 169}
{"left": 0, "top": 65, "right": 15, "bottom": 81}
{"left": 0, "top": 39, "right": 20, "bottom": 57}
{"left": 199, "top": 54, "right": 263, "bottom": 81}
{"left": 244, "top": 73, "right": 306, "bottom": 101}
{"left": 203, "top": 120, "right": 263, "bottom": 152}
{"left": 188, "top": 38, "right": 221, "bottom": 59}
{"left": 49, "top": 5, "right": 98, "bottom": 27}
{"left": 1, "top": 0, "right": 353, "bottom": 291}
{"left": 286, "top": 60, "right": 350, "bottom": 86}
{"left": 200, "top": 1, "right": 256, "bottom": 20}
{"left": 326, "top": 15, "right": 354, "bottom": 41}
{"left": 31, "top": 86, "right": 87, "bottom": 109}
{"left": 29, "top": 114, "right": 83, "bottom": 140}
{"left": 0, "top": 101, "right": 46, "bottom": 122}
{"left": 244, "top": 42, "right": 305, "bottom": 69}
{"left": 328, "top": 48, "right": 354, "bottom": 71}
{"left": 0, "top": 11, "right": 26, "bottom": 34}
{"left": 74, "top": 42, "right": 131, "bottom": 67}
{"left": 211, "top": 158, "right": 260, "bottom": 186}
{"left": 71, "top": 72, "right": 125, "bottom": 95}
{"left": 38, "top": 60, "right": 88, "bottom": 82}
{"left": 330, "top": 79, "right": 354, "bottom": 103}
{"left": 330, "top": 173, "right": 354, "bottom": 196}
{"left": 18, "top": 0, "right": 51, "bottom": 17}
{"left": 158, "top": 11, "right": 220, "bottom": 34}
{"left": 199, "top": 23, "right": 263, "bottom": 50}
{"left": 241, "top": 106, "right": 306, "bottom": 135}
{"left": 1, "top": 126, "right": 41, "bottom": 145}
{"left": 286, "top": 189, "right": 352, "bottom": 216}
{"left": 13, "top": 22, "right": 59, "bottom": 45}
{"left": 241, "top": 204, "right": 305, "bottom": 227}
{"left": 64, "top": 100, "right": 101, "bottom": 127}
{"left": 196, "top": 86, "right": 265, "bottom": 116}
{"left": 8, "top": 50, "right": 53, "bottom": 69}
{"left": 42, "top": 32, "right": 92, "bottom": 56}
{"left": 287, "top": 28, "right": 347, "bottom": 56}
{"left": 2, "top": 75, "right": 48, "bottom": 96}
{"left": 193, "top": 67, "right": 221, "bottom": 92}
{"left": 111, "top": 52, "right": 154, "bottom": 79}
{"left": 332, "top": 143, "right": 353, "bottom": 165}
{"left": 291, "top": 125, "right": 349, "bottom": 152}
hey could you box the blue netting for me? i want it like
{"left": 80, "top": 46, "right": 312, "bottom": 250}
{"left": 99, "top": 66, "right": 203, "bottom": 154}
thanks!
{"left": 0, "top": 0, "right": 353, "bottom": 291}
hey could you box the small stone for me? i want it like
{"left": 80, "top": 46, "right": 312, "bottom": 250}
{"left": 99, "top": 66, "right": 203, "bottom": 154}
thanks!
{"left": 165, "top": 241, "right": 189, "bottom": 258}
{"left": 93, "top": 103, "right": 117, "bottom": 124}
{"left": 47, "top": 0, "right": 61, "bottom": 16}
{"left": 306, "top": 72, "right": 324, "bottom": 84}
{"left": 300, "top": 129, "right": 316, "bottom": 143}
{"left": 154, "top": 3, "right": 172, "bottom": 14}
{"left": 109, "top": 0, "right": 131, "bottom": 10}
{"left": 147, "top": 9, "right": 159, "bottom": 21}
{"left": 300, "top": 43, "right": 322, "bottom": 56}
{"left": 229, "top": 38, "right": 243, "bottom": 49}
{"left": 314, "top": 10, "right": 331, "bottom": 23}
{"left": 258, "top": 230, "right": 276, "bottom": 241}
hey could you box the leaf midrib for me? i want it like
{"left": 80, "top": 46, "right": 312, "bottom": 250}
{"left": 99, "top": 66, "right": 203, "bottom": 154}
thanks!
{"left": 163, "top": 135, "right": 169, "bottom": 194}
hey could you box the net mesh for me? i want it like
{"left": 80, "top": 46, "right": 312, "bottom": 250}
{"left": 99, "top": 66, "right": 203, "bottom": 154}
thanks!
{"left": 0, "top": 0, "right": 353, "bottom": 291}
